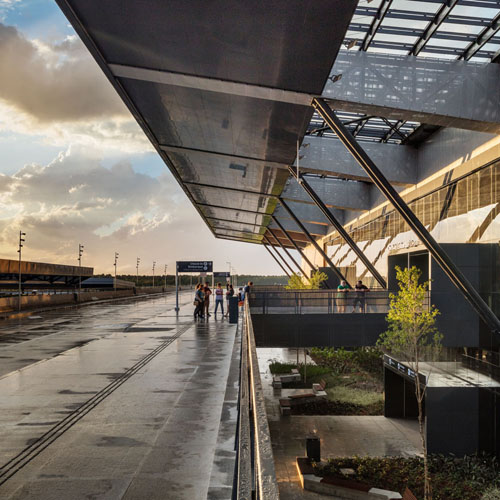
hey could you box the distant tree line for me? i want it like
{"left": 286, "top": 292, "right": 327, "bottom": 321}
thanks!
{"left": 93, "top": 273, "right": 287, "bottom": 287}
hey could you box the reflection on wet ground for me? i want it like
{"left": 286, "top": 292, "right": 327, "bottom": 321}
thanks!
{"left": 0, "top": 292, "right": 240, "bottom": 499}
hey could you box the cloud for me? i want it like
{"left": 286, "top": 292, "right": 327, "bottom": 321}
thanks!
{"left": 0, "top": 23, "right": 126, "bottom": 122}
{"left": 0, "top": 23, "right": 152, "bottom": 154}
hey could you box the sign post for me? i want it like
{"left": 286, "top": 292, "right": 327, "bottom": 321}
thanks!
{"left": 175, "top": 261, "right": 213, "bottom": 314}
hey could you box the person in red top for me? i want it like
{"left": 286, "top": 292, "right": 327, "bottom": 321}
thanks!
{"left": 203, "top": 281, "right": 212, "bottom": 317}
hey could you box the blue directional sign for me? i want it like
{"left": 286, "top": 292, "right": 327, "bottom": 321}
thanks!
{"left": 176, "top": 261, "right": 213, "bottom": 273}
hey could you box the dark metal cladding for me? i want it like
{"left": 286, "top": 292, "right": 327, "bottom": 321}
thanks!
{"left": 54, "top": 0, "right": 357, "bottom": 243}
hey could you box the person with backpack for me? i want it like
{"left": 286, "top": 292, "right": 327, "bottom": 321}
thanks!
{"left": 214, "top": 282, "right": 225, "bottom": 316}
{"left": 193, "top": 284, "right": 204, "bottom": 319}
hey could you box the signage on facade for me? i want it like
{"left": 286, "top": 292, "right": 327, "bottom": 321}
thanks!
{"left": 387, "top": 239, "right": 421, "bottom": 252}
{"left": 176, "top": 261, "right": 213, "bottom": 272}
{"left": 383, "top": 355, "right": 427, "bottom": 385}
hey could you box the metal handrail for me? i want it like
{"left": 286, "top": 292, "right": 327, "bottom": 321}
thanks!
{"left": 236, "top": 298, "right": 279, "bottom": 499}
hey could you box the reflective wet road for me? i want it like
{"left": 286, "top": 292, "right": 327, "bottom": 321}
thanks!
{"left": 0, "top": 293, "right": 239, "bottom": 499}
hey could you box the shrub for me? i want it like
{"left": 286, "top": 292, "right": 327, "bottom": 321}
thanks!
{"left": 482, "top": 487, "right": 500, "bottom": 500}
{"left": 316, "top": 454, "right": 500, "bottom": 500}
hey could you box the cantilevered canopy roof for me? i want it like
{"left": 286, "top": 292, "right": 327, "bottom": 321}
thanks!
{"left": 57, "top": 0, "right": 500, "bottom": 249}
{"left": 56, "top": 0, "right": 357, "bottom": 247}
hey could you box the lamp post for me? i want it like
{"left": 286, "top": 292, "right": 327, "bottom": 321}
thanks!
{"left": 164, "top": 264, "right": 167, "bottom": 289}
{"left": 114, "top": 252, "right": 119, "bottom": 292}
{"left": 18, "top": 230, "right": 26, "bottom": 312}
{"left": 136, "top": 257, "right": 140, "bottom": 286}
{"left": 232, "top": 267, "right": 237, "bottom": 287}
{"left": 78, "top": 243, "right": 84, "bottom": 299}
{"left": 226, "top": 261, "right": 231, "bottom": 285}
{"left": 152, "top": 261, "right": 156, "bottom": 287}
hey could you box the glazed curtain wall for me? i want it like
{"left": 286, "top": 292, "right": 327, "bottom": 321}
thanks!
{"left": 326, "top": 159, "right": 500, "bottom": 285}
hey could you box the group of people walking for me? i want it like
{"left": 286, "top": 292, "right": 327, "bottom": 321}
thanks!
{"left": 193, "top": 281, "right": 253, "bottom": 319}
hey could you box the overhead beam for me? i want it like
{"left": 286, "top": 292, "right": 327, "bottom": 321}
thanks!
{"left": 299, "top": 136, "right": 416, "bottom": 186}
{"left": 271, "top": 216, "right": 318, "bottom": 273}
{"left": 281, "top": 176, "right": 371, "bottom": 212}
{"left": 324, "top": 51, "right": 500, "bottom": 134}
{"left": 206, "top": 216, "right": 309, "bottom": 240}
{"left": 409, "top": 0, "right": 459, "bottom": 56}
{"left": 361, "top": 0, "right": 393, "bottom": 51}
{"left": 198, "top": 202, "right": 327, "bottom": 236}
{"left": 459, "top": 11, "right": 500, "bottom": 61}
{"left": 313, "top": 97, "right": 500, "bottom": 335}
{"left": 279, "top": 198, "right": 348, "bottom": 285}
{"left": 273, "top": 203, "right": 334, "bottom": 227}
{"left": 267, "top": 228, "right": 311, "bottom": 282}
{"left": 263, "top": 244, "right": 291, "bottom": 278}
{"left": 110, "top": 63, "right": 314, "bottom": 106}
{"left": 159, "top": 143, "right": 287, "bottom": 169}
{"left": 288, "top": 167, "right": 386, "bottom": 288}
{"left": 263, "top": 235, "right": 295, "bottom": 276}
{"left": 162, "top": 137, "right": 417, "bottom": 186}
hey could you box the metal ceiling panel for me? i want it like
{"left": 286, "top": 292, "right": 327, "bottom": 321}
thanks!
{"left": 165, "top": 150, "right": 289, "bottom": 194}
{"left": 63, "top": 0, "right": 354, "bottom": 94}
{"left": 56, "top": 0, "right": 357, "bottom": 244}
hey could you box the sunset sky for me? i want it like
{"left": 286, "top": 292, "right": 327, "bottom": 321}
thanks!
{"left": 0, "top": 0, "right": 287, "bottom": 275}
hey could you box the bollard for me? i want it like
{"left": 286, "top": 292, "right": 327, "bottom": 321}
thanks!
{"left": 306, "top": 436, "right": 321, "bottom": 462}
{"left": 228, "top": 296, "right": 239, "bottom": 324}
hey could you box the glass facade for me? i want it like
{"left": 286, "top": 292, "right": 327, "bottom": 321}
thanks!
{"left": 326, "top": 159, "right": 500, "bottom": 287}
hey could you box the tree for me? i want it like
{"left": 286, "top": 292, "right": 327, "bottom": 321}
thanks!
{"left": 285, "top": 270, "right": 328, "bottom": 290}
{"left": 377, "top": 266, "right": 443, "bottom": 500}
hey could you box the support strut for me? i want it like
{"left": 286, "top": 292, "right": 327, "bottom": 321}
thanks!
{"left": 279, "top": 198, "right": 348, "bottom": 285}
{"left": 263, "top": 235, "right": 296, "bottom": 276}
{"left": 287, "top": 166, "right": 386, "bottom": 289}
{"left": 267, "top": 228, "right": 312, "bottom": 283}
{"left": 263, "top": 243, "right": 291, "bottom": 278}
{"left": 313, "top": 97, "right": 500, "bottom": 334}
{"left": 271, "top": 216, "right": 318, "bottom": 274}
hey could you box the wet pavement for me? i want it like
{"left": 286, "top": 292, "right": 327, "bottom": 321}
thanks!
{"left": 256, "top": 348, "right": 421, "bottom": 500}
{"left": 0, "top": 292, "right": 239, "bottom": 499}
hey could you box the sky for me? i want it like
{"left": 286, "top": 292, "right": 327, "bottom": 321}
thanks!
{"left": 0, "top": 0, "right": 287, "bottom": 276}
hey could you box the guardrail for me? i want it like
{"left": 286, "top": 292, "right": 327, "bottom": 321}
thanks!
{"left": 249, "top": 289, "right": 405, "bottom": 315}
{"left": 236, "top": 298, "right": 279, "bottom": 500}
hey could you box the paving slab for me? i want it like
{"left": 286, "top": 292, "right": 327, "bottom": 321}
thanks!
{"left": 0, "top": 293, "right": 239, "bottom": 499}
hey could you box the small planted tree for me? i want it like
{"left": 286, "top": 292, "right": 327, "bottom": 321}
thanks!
{"left": 285, "top": 270, "right": 328, "bottom": 290}
{"left": 377, "top": 266, "right": 443, "bottom": 500}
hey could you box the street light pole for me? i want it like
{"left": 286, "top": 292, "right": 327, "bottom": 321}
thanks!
{"left": 78, "top": 244, "right": 84, "bottom": 300}
{"left": 136, "top": 257, "right": 140, "bottom": 286}
{"left": 114, "top": 252, "right": 119, "bottom": 292}
{"left": 152, "top": 261, "right": 156, "bottom": 287}
{"left": 18, "top": 230, "right": 26, "bottom": 312}
{"left": 226, "top": 261, "right": 231, "bottom": 286}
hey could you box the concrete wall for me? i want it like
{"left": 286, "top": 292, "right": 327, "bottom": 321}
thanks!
{"left": 0, "top": 287, "right": 166, "bottom": 314}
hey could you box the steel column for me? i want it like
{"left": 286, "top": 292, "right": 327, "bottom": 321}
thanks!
{"left": 263, "top": 235, "right": 296, "bottom": 276}
{"left": 279, "top": 198, "right": 348, "bottom": 285}
{"left": 313, "top": 97, "right": 500, "bottom": 335}
{"left": 287, "top": 166, "right": 386, "bottom": 289}
{"left": 267, "top": 228, "right": 312, "bottom": 283}
{"left": 263, "top": 243, "right": 291, "bottom": 278}
{"left": 271, "top": 216, "right": 317, "bottom": 273}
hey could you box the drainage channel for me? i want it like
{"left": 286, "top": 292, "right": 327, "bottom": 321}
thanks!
{"left": 0, "top": 321, "right": 193, "bottom": 486}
